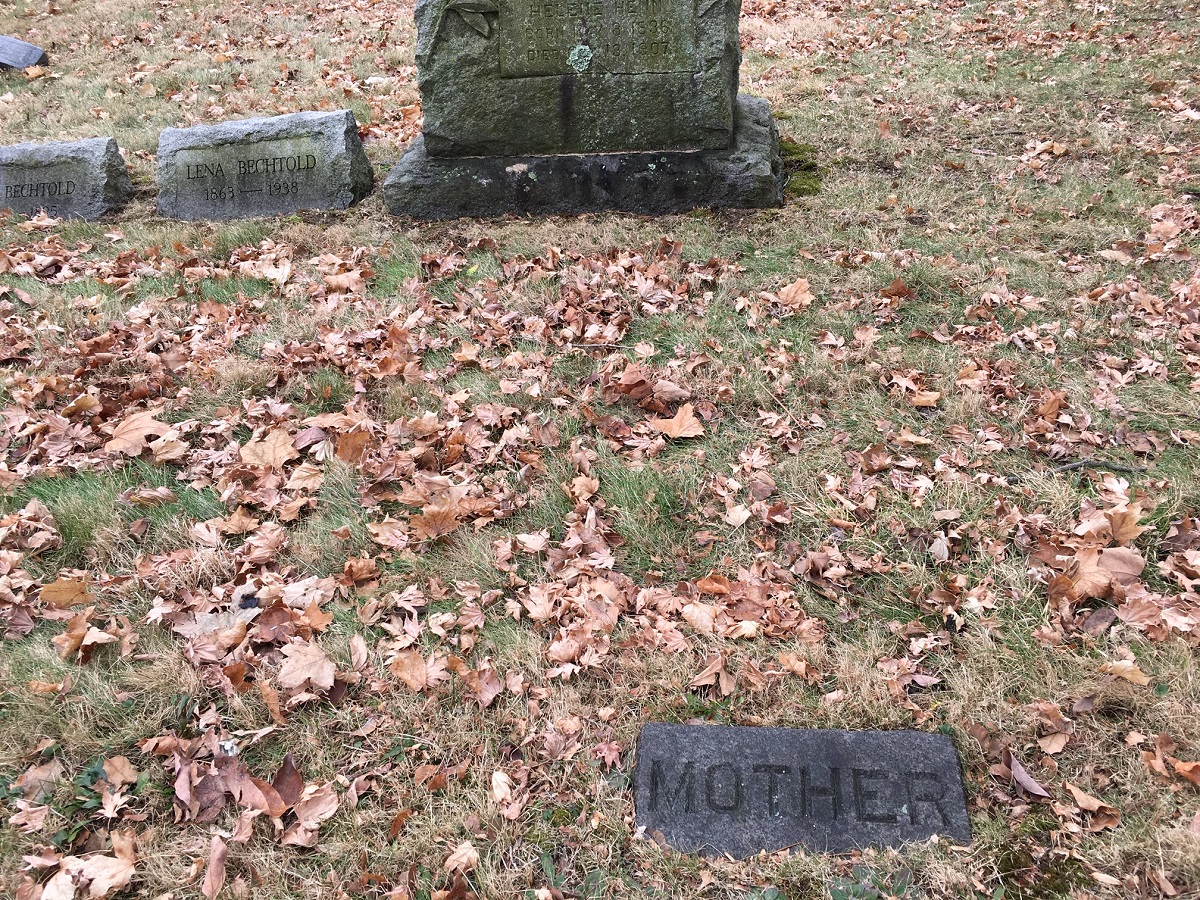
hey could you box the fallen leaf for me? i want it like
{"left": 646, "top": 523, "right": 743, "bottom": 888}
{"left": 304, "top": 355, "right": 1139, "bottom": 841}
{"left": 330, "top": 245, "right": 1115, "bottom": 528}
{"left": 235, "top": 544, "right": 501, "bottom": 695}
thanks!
{"left": 648, "top": 403, "right": 705, "bottom": 439}
{"left": 278, "top": 642, "right": 336, "bottom": 693}
{"left": 444, "top": 841, "right": 479, "bottom": 873}
{"left": 104, "top": 408, "right": 169, "bottom": 457}
{"left": 201, "top": 835, "right": 227, "bottom": 900}
{"left": 240, "top": 429, "right": 299, "bottom": 470}
{"left": 1101, "top": 659, "right": 1151, "bottom": 686}
{"left": 40, "top": 576, "right": 93, "bottom": 608}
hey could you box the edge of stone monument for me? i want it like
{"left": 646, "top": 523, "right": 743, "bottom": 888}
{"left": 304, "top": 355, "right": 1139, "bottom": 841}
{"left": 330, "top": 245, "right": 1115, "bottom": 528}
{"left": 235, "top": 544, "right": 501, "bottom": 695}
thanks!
{"left": 0, "top": 137, "right": 134, "bottom": 220}
{"left": 0, "top": 36, "right": 49, "bottom": 69}
{"left": 155, "top": 109, "right": 374, "bottom": 220}
{"left": 382, "top": 95, "right": 783, "bottom": 220}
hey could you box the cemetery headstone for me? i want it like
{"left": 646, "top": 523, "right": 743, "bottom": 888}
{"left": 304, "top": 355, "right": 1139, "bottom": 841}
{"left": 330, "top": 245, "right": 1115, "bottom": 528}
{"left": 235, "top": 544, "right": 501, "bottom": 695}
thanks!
{"left": 0, "top": 36, "right": 48, "bottom": 69}
{"left": 634, "top": 723, "right": 972, "bottom": 857}
{"left": 383, "top": 0, "right": 783, "bottom": 218}
{"left": 0, "top": 138, "right": 134, "bottom": 220}
{"left": 156, "top": 110, "right": 373, "bottom": 221}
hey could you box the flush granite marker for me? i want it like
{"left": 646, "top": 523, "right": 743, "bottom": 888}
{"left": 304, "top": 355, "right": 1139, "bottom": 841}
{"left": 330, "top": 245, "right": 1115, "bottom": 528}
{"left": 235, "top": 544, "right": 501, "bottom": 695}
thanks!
{"left": 0, "top": 138, "right": 133, "bottom": 220}
{"left": 384, "top": 0, "right": 783, "bottom": 217}
{"left": 634, "top": 724, "right": 971, "bottom": 857}
{"left": 156, "top": 110, "right": 373, "bottom": 221}
{"left": 0, "top": 36, "right": 49, "bottom": 69}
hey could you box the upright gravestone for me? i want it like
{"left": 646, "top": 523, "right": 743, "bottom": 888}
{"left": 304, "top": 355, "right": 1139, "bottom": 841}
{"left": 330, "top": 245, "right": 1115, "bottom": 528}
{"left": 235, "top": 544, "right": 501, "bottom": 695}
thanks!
{"left": 155, "top": 110, "right": 374, "bottom": 221}
{"left": 634, "top": 724, "right": 972, "bottom": 857}
{"left": 383, "top": 0, "right": 783, "bottom": 218}
{"left": 0, "top": 36, "right": 49, "bottom": 69}
{"left": 0, "top": 138, "right": 134, "bottom": 220}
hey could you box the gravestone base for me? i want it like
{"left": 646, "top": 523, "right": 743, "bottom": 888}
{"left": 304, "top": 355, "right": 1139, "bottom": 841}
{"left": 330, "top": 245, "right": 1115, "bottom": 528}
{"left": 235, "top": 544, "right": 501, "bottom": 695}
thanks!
{"left": 384, "top": 96, "right": 782, "bottom": 220}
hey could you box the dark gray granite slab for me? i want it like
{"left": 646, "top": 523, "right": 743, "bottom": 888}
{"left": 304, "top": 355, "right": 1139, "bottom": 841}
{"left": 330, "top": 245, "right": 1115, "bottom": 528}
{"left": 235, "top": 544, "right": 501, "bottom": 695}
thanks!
{"left": 155, "top": 110, "right": 373, "bottom": 221}
{"left": 0, "top": 138, "right": 133, "bottom": 220}
{"left": 0, "top": 36, "right": 48, "bottom": 69}
{"left": 383, "top": 94, "right": 781, "bottom": 219}
{"left": 634, "top": 723, "right": 971, "bottom": 857}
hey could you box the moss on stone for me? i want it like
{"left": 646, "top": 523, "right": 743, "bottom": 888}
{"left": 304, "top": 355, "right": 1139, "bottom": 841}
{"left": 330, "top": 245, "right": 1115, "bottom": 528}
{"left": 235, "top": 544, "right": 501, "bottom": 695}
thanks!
{"left": 779, "top": 138, "right": 821, "bottom": 196}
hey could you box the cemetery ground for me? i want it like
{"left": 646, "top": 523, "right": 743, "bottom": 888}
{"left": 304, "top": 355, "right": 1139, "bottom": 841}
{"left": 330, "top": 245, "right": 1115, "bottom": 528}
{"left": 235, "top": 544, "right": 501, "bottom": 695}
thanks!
{"left": 1, "top": 0, "right": 1199, "bottom": 895}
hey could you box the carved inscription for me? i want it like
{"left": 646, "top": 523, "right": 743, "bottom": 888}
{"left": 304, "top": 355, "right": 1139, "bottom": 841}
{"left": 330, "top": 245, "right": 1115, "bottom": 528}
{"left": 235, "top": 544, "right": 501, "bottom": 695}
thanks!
{"left": 497, "top": 0, "right": 697, "bottom": 77}
{"left": 634, "top": 724, "right": 972, "bottom": 856}
{"left": 0, "top": 162, "right": 83, "bottom": 218}
{"left": 172, "top": 138, "right": 324, "bottom": 215}
{"left": 647, "top": 760, "right": 954, "bottom": 826}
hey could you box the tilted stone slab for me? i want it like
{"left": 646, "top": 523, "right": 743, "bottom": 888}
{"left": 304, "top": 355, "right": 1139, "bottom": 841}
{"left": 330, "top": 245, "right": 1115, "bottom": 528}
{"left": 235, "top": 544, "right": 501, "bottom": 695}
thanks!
{"left": 384, "top": 95, "right": 781, "bottom": 219}
{"left": 0, "top": 138, "right": 133, "bottom": 220}
{"left": 414, "top": 0, "right": 741, "bottom": 156}
{"left": 634, "top": 723, "right": 972, "bottom": 857}
{"left": 156, "top": 110, "right": 373, "bottom": 221}
{"left": 0, "top": 36, "right": 48, "bottom": 69}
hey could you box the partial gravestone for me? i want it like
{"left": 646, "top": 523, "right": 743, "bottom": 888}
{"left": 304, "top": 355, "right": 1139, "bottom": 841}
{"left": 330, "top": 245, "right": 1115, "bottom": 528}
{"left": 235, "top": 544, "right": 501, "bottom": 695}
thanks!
{"left": 0, "top": 36, "right": 48, "bottom": 69}
{"left": 383, "top": 0, "right": 783, "bottom": 218}
{"left": 0, "top": 138, "right": 134, "bottom": 220}
{"left": 634, "top": 724, "right": 971, "bottom": 857}
{"left": 156, "top": 110, "right": 373, "bottom": 221}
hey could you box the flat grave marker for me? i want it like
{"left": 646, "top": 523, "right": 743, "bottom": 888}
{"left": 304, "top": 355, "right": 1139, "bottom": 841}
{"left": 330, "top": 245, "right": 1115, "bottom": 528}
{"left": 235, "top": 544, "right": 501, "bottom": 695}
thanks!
{"left": 634, "top": 724, "right": 972, "bottom": 857}
{"left": 0, "top": 36, "right": 48, "bottom": 69}
{"left": 156, "top": 110, "right": 373, "bottom": 221}
{"left": 0, "top": 138, "right": 133, "bottom": 220}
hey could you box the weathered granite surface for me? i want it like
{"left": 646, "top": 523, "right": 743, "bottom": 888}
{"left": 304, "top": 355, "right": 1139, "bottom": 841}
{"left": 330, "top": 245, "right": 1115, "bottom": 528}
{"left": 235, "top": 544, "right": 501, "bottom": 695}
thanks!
{"left": 0, "top": 36, "right": 48, "bottom": 69}
{"left": 0, "top": 138, "right": 133, "bottom": 220}
{"left": 415, "top": 0, "right": 740, "bottom": 156}
{"left": 384, "top": 95, "right": 781, "bottom": 219}
{"left": 633, "top": 723, "right": 972, "bottom": 857}
{"left": 156, "top": 110, "right": 373, "bottom": 221}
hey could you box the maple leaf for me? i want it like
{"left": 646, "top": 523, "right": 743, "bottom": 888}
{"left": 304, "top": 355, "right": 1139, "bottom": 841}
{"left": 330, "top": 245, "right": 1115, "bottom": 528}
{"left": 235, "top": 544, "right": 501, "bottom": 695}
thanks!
{"left": 462, "top": 663, "right": 503, "bottom": 708}
{"left": 444, "top": 841, "right": 479, "bottom": 873}
{"left": 390, "top": 649, "right": 428, "bottom": 692}
{"left": 278, "top": 642, "right": 336, "bottom": 693}
{"left": 690, "top": 652, "right": 736, "bottom": 696}
{"left": 201, "top": 835, "right": 227, "bottom": 900}
{"left": 240, "top": 429, "right": 300, "bottom": 469}
{"left": 410, "top": 502, "right": 461, "bottom": 541}
{"left": 62, "top": 829, "right": 137, "bottom": 898}
{"left": 1100, "top": 658, "right": 1151, "bottom": 685}
{"left": 104, "top": 408, "right": 170, "bottom": 457}
{"left": 367, "top": 517, "right": 409, "bottom": 549}
{"left": 778, "top": 277, "right": 815, "bottom": 310}
{"left": 682, "top": 602, "right": 718, "bottom": 635}
{"left": 40, "top": 576, "right": 93, "bottom": 608}
{"left": 648, "top": 403, "right": 705, "bottom": 439}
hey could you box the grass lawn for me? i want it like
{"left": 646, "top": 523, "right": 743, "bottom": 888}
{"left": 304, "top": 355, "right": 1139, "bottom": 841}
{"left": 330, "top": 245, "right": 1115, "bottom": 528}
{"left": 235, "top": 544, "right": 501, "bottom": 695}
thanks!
{"left": 1, "top": 0, "right": 1199, "bottom": 896}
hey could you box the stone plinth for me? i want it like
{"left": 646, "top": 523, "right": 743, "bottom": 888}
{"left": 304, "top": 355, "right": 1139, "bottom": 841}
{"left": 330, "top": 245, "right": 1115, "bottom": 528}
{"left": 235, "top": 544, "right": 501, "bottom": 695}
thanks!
{"left": 385, "top": 95, "right": 781, "bottom": 219}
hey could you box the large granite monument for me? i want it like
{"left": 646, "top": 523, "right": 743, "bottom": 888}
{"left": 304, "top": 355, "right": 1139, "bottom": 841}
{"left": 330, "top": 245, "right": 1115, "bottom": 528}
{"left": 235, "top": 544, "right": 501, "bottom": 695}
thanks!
{"left": 384, "top": 0, "right": 783, "bottom": 218}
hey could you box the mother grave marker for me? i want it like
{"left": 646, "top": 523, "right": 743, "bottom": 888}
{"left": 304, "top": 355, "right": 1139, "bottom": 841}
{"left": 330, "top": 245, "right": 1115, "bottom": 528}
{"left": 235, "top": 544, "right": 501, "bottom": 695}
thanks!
{"left": 156, "top": 110, "right": 373, "bottom": 221}
{"left": 634, "top": 724, "right": 972, "bottom": 857}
